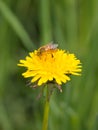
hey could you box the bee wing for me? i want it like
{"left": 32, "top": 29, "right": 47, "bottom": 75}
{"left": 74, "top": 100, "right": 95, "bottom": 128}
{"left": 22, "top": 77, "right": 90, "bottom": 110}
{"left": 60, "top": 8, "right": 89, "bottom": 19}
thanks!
{"left": 52, "top": 44, "right": 58, "bottom": 48}
{"left": 48, "top": 41, "right": 58, "bottom": 49}
{"left": 47, "top": 41, "right": 54, "bottom": 46}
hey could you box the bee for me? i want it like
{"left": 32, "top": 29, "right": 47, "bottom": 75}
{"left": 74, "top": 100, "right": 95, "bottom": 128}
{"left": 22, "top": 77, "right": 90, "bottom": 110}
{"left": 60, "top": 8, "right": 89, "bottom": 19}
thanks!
{"left": 37, "top": 42, "right": 58, "bottom": 55}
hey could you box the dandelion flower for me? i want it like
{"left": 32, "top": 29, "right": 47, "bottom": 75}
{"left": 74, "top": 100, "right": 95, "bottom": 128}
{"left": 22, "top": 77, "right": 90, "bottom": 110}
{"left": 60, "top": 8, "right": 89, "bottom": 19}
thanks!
{"left": 18, "top": 43, "right": 82, "bottom": 87}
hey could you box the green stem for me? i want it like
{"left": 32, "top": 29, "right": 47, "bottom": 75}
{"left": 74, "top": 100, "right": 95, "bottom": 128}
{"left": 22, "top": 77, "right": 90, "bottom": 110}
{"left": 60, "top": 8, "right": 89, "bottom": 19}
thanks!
{"left": 42, "top": 85, "right": 50, "bottom": 130}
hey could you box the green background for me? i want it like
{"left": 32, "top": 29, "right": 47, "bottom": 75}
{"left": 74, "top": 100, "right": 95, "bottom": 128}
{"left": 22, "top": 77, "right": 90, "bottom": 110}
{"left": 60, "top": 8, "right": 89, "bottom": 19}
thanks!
{"left": 0, "top": 0, "right": 98, "bottom": 130}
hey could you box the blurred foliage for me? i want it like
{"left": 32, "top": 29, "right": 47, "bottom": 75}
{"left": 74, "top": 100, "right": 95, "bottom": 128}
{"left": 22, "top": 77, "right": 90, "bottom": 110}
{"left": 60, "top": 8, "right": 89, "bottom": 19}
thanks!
{"left": 0, "top": 0, "right": 98, "bottom": 130}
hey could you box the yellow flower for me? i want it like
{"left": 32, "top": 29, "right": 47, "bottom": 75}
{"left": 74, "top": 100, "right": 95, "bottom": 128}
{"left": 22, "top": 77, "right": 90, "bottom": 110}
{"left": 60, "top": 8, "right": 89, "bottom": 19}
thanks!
{"left": 18, "top": 47, "right": 82, "bottom": 86}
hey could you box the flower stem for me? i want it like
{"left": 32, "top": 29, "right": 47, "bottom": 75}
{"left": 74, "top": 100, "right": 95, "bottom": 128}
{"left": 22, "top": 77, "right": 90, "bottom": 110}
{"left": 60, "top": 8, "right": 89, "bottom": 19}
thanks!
{"left": 42, "top": 85, "right": 50, "bottom": 130}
